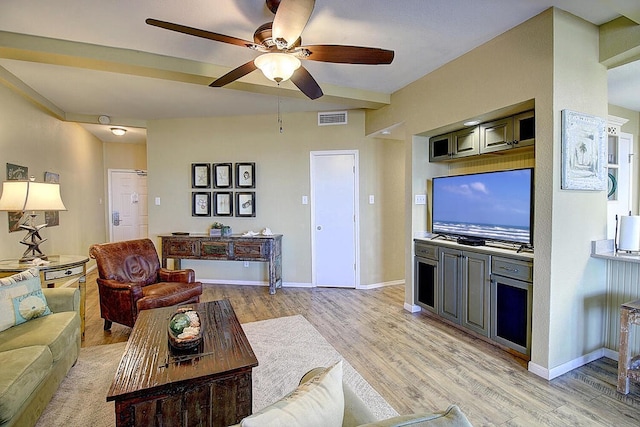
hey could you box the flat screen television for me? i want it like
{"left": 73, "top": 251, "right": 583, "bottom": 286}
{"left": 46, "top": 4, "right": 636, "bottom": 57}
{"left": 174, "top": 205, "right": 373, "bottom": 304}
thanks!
{"left": 431, "top": 168, "right": 534, "bottom": 246}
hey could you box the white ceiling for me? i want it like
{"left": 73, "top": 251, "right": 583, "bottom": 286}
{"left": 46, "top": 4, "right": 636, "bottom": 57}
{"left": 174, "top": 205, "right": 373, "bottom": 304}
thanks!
{"left": 0, "top": 0, "right": 638, "bottom": 144}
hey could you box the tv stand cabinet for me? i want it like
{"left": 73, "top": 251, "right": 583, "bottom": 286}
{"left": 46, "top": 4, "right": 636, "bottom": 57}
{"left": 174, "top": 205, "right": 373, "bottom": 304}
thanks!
{"left": 414, "top": 238, "right": 533, "bottom": 357}
{"left": 160, "top": 234, "right": 283, "bottom": 294}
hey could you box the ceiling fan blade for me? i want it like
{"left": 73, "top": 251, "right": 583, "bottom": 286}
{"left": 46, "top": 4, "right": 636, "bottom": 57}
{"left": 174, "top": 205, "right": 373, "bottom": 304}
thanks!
{"left": 272, "top": 0, "right": 315, "bottom": 48}
{"left": 290, "top": 66, "right": 323, "bottom": 100}
{"left": 210, "top": 61, "right": 258, "bottom": 87}
{"left": 299, "top": 45, "right": 394, "bottom": 65}
{"left": 146, "top": 18, "right": 257, "bottom": 48}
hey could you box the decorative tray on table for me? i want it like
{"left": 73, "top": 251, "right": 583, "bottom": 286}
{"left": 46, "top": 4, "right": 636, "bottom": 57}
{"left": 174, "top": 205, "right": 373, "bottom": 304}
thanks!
{"left": 168, "top": 307, "right": 202, "bottom": 351}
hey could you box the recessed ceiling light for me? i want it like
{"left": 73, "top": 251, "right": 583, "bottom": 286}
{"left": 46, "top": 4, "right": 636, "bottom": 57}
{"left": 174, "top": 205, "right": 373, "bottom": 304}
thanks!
{"left": 463, "top": 120, "right": 480, "bottom": 126}
{"left": 110, "top": 128, "right": 126, "bottom": 136}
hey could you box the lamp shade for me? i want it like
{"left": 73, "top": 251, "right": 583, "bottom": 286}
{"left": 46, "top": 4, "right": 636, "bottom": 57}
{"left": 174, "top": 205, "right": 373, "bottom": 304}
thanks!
{"left": 254, "top": 53, "right": 301, "bottom": 83}
{"left": 619, "top": 215, "right": 640, "bottom": 252}
{"left": 0, "top": 181, "right": 67, "bottom": 212}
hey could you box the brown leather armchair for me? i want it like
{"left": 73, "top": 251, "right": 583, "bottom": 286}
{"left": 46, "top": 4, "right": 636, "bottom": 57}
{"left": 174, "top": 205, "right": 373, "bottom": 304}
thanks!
{"left": 89, "top": 238, "right": 203, "bottom": 330}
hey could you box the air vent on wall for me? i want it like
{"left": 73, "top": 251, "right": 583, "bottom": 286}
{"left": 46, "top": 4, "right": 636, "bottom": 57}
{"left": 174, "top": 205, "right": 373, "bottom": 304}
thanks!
{"left": 318, "top": 111, "right": 348, "bottom": 126}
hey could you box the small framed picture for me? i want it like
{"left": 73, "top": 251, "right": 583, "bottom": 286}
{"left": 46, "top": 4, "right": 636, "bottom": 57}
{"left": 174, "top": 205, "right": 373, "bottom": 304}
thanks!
{"left": 6, "top": 163, "right": 28, "bottom": 232}
{"left": 6, "top": 163, "right": 28, "bottom": 180}
{"left": 236, "top": 192, "right": 256, "bottom": 217}
{"left": 213, "top": 192, "right": 233, "bottom": 216}
{"left": 213, "top": 163, "right": 232, "bottom": 188}
{"left": 192, "top": 192, "right": 211, "bottom": 216}
{"left": 44, "top": 171, "right": 60, "bottom": 227}
{"left": 192, "top": 163, "right": 211, "bottom": 188}
{"left": 235, "top": 162, "right": 255, "bottom": 188}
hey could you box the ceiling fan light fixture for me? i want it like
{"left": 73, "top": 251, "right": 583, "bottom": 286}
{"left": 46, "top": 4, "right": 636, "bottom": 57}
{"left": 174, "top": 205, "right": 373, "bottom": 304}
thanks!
{"left": 110, "top": 127, "right": 127, "bottom": 136}
{"left": 254, "top": 53, "right": 301, "bottom": 83}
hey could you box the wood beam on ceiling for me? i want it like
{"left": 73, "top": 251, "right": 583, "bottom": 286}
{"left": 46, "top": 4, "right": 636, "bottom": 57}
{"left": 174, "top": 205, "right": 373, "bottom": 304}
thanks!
{"left": 600, "top": 16, "right": 640, "bottom": 68}
{"left": 0, "top": 31, "right": 390, "bottom": 110}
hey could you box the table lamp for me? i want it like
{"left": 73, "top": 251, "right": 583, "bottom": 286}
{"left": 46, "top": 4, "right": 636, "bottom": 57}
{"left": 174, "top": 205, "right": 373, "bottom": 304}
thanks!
{"left": 0, "top": 178, "right": 67, "bottom": 262}
{"left": 618, "top": 215, "right": 640, "bottom": 252}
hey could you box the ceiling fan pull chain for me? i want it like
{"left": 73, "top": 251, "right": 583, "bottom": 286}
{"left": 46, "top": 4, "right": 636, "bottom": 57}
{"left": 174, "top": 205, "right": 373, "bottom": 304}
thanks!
{"left": 277, "top": 86, "right": 284, "bottom": 133}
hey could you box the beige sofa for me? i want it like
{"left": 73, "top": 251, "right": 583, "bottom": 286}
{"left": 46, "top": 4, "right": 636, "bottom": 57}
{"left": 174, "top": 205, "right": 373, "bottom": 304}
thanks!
{"left": 0, "top": 287, "right": 81, "bottom": 427}
{"left": 234, "top": 363, "right": 473, "bottom": 427}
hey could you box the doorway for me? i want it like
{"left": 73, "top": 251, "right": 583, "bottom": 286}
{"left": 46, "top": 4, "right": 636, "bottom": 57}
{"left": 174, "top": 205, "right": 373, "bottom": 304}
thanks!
{"left": 108, "top": 169, "right": 148, "bottom": 242}
{"left": 310, "top": 150, "right": 359, "bottom": 288}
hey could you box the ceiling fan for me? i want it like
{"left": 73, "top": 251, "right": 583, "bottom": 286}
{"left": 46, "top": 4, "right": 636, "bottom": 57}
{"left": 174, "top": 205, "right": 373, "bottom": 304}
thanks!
{"left": 146, "top": 0, "right": 394, "bottom": 100}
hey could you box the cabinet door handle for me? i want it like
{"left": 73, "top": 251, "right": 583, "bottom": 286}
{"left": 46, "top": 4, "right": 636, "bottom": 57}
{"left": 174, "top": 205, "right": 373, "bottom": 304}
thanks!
{"left": 499, "top": 266, "right": 519, "bottom": 273}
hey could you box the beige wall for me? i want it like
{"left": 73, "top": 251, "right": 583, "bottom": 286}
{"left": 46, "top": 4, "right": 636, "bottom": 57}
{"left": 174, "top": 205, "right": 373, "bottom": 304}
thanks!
{"left": 0, "top": 83, "right": 106, "bottom": 260}
{"left": 366, "top": 8, "right": 610, "bottom": 375}
{"left": 146, "top": 110, "right": 405, "bottom": 286}
{"left": 103, "top": 142, "right": 147, "bottom": 171}
{"left": 549, "top": 9, "right": 609, "bottom": 370}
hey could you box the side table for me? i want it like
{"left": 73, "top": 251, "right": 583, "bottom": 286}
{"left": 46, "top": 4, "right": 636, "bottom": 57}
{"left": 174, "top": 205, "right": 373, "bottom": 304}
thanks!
{"left": 0, "top": 255, "right": 89, "bottom": 339}
{"left": 618, "top": 299, "right": 640, "bottom": 394}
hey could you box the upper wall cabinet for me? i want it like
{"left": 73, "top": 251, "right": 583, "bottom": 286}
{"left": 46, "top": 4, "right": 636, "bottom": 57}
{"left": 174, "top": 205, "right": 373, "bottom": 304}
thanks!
{"left": 429, "top": 110, "right": 535, "bottom": 162}
{"left": 480, "top": 117, "right": 514, "bottom": 153}
{"left": 429, "top": 127, "right": 480, "bottom": 161}
{"left": 514, "top": 110, "right": 536, "bottom": 146}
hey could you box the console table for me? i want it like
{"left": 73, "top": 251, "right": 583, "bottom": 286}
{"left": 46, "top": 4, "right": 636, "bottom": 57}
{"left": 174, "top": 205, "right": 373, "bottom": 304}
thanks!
{"left": 0, "top": 255, "right": 89, "bottom": 338}
{"left": 160, "top": 234, "right": 282, "bottom": 294}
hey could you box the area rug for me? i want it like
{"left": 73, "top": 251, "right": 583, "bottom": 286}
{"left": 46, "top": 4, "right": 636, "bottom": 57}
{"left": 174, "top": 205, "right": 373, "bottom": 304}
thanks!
{"left": 36, "top": 315, "right": 397, "bottom": 426}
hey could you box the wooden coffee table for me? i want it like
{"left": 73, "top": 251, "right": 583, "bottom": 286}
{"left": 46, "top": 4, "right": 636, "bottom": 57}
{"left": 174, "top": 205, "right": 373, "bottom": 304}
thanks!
{"left": 107, "top": 299, "right": 258, "bottom": 427}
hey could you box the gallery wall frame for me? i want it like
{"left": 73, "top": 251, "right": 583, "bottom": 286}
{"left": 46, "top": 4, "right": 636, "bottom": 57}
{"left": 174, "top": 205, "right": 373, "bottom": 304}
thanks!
{"left": 192, "top": 163, "right": 211, "bottom": 189}
{"left": 44, "top": 171, "right": 60, "bottom": 227}
{"left": 213, "top": 192, "right": 233, "bottom": 216}
{"left": 235, "top": 163, "right": 255, "bottom": 188}
{"left": 561, "top": 109, "right": 607, "bottom": 191}
{"left": 213, "top": 163, "right": 232, "bottom": 188}
{"left": 236, "top": 192, "right": 256, "bottom": 217}
{"left": 6, "top": 163, "right": 28, "bottom": 180}
{"left": 192, "top": 192, "right": 211, "bottom": 217}
{"left": 6, "top": 163, "right": 28, "bottom": 232}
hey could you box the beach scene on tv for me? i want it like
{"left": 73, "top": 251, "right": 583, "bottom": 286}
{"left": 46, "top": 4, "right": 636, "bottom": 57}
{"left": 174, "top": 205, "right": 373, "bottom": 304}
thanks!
{"left": 432, "top": 169, "right": 532, "bottom": 245}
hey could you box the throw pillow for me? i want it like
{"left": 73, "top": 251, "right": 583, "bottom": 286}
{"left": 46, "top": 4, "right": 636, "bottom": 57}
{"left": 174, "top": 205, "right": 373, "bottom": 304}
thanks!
{"left": 358, "top": 405, "right": 474, "bottom": 427}
{"left": 0, "top": 268, "right": 51, "bottom": 332}
{"left": 241, "top": 361, "right": 345, "bottom": 427}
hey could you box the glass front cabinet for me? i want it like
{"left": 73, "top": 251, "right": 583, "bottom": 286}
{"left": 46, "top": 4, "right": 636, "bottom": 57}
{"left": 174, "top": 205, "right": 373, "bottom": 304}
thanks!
{"left": 607, "top": 115, "right": 634, "bottom": 239}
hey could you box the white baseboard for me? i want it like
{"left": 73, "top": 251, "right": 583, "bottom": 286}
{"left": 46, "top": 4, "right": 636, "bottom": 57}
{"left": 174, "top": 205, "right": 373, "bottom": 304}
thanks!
{"left": 404, "top": 303, "right": 421, "bottom": 313}
{"left": 528, "top": 347, "right": 608, "bottom": 380}
{"left": 200, "top": 279, "right": 403, "bottom": 290}
{"left": 200, "top": 279, "right": 312, "bottom": 288}
{"left": 358, "top": 280, "right": 404, "bottom": 290}
{"left": 603, "top": 347, "right": 618, "bottom": 361}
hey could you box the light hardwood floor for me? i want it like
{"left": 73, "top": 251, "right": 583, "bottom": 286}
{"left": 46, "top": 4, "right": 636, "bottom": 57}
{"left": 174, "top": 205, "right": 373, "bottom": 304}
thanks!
{"left": 83, "top": 270, "right": 640, "bottom": 426}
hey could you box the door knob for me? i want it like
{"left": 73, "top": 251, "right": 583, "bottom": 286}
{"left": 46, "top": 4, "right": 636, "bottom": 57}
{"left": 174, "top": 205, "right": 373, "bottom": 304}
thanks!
{"left": 317, "top": 226, "right": 322, "bottom": 230}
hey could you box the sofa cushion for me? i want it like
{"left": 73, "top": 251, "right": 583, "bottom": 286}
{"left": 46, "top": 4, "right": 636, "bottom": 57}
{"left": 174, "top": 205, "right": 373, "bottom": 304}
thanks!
{"left": 241, "top": 361, "right": 345, "bottom": 427}
{"left": 0, "top": 268, "right": 51, "bottom": 332}
{"left": 0, "top": 346, "right": 53, "bottom": 424}
{"left": 0, "top": 311, "right": 79, "bottom": 362}
{"left": 358, "top": 405, "right": 473, "bottom": 427}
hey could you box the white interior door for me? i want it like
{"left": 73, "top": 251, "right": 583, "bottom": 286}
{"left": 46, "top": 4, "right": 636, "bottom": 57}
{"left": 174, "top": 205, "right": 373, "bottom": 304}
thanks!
{"left": 311, "top": 151, "right": 359, "bottom": 288}
{"left": 109, "top": 170, "right": 148, "bottom": 242}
